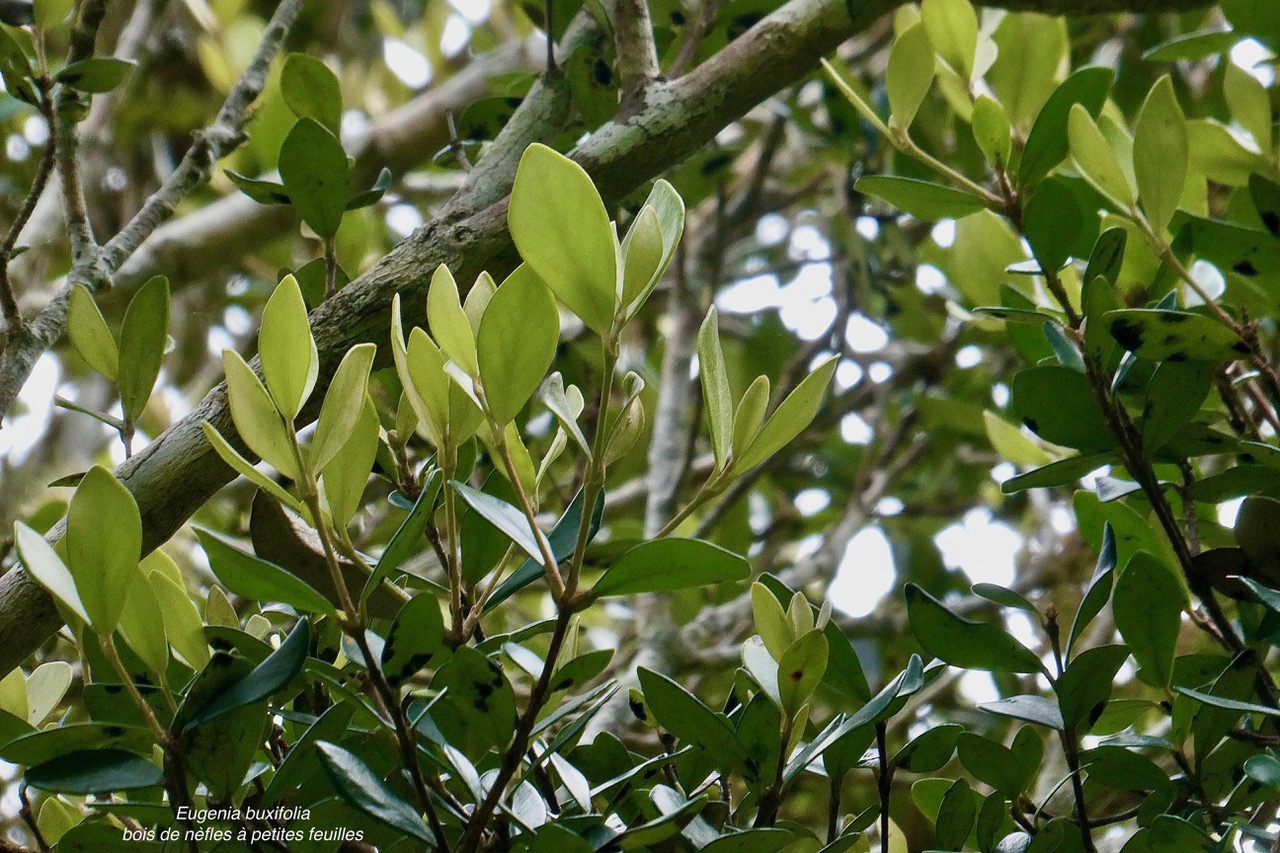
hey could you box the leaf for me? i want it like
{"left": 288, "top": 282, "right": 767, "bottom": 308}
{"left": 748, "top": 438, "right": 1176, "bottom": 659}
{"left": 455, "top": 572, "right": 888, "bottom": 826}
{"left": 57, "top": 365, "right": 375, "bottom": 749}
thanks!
{"left": 478, "top": 265, "right": 560, "bottom": 423}
{"left": 698, "top": 308, "right": 733, "bottom": 470}
{"left": 66, "top": 285, "right": 118, "bottom": 381}
{"left": 427, "top": 265, "right": 478, "bottom": 375}
{"left": 200, "top": 422, "right": 304, "bottom": 513}
{"left": 66, "top": 466, "right": 141, "bottom": 634}
{"left": 886, "top": 22, "right": 934, "bottom": 129}
{"left": 55, "top": 57, "right": 135, "bottom": 92}
{"left": 777, "top": 629, "right": 827, "bottom": 716}
{"left": 226, "top": 170, "right": 291, "bottom": 205}
{"left": 280, "top": 53, "right": 342, "bottom": 133}
{"left": 1234, "top": 496, "right": 1280, "bottom": 581}
{"left": 621, "top": 180, "right": 684, "bottom": 317}
{"left": 1009, "top": 365, "right": 1112, "bottom": 452}
{"left": 734, "top": 355, "right": 838, "bottom": 472}
{"left": 855, "top": 175, "right": 987, "bottom": 220}
{"left": 363, "top": 470, "right": 442, "bottom": 604}
{"left": 117, "top": 275, "right": 169, "bottom": 424}
{"left": 1024, "top": 177, "right": 1082, "bottom": 270}
{"left": 25, "top": 749, "right": 162, "bottom": 794}
{"left": 895, "top": 723, "right": 962, "bottom": 773}
{"left": 957, "top": 733, "right": 1027, "bottom": 797}
{"left": 451, "top": 479, "right": 546, "bottom": 567}
{"left": 983, "top": 410, "right": 1052, "bottom": 467}
{"left": 1000, "top": 452, "right": 1116, "bottom": 495}
{"left": 920, "top": 0, "right": 977, "bottom": 80}
{"left": 1141, "top": 360, "right": 1212, "bottom": 454}
{"left": 222, "top": 349, "right": 300, "bottom": 480}
{"left": 1176, "top": 213, "right": 1280, "bottom": 277}
{"left": 1174, "top": 687, "right": 1280, "bottom": 718}
{"left": 147, "top": 571, "right": 209, "bottom": 669}
{"left": 117, "top": 577, "right": 169, "bottom": 678}
{"left": 1105, "top": 309, "right": 1248, "bottom": 363}
{"left": 619, "top": 205, "right": 664, "bottom": 310}
{"left": 905, "top": 583, "right": 1045, "bottom": 674}
{"left": 310, "top": 343, "right": 376, "bottom": 471}
{"left": 1133, "top": 76, "right": 1188, "bottom": 234}
{"left": 485, "top": 488, "right": 604, "bottom": 611}
{"left": 320, "top": 394, "right": 379, "bottom": 526}
{"left": 431, "top": 646, "right": 517, "bottom": 755}
{"left": 259, "top": 275, "right": 318, "bottom": 420}
{"left": 1224, "top": 61, "right": 1272, "bottom": 153}
{"left": 731, "top": 376, "right": 770, "bottom": 460}
{"left": 195, "top": 527, "right": 336, "bottom": 615}
{"left": 972, "top": 95, "right": 1012, "bottom": 169}
{"left": 1057, "top": 644, "right": 1129, "bottom": 731}
{"left": 935, "top": 779, "right": 977, "bottom": 851}
{"left": 1143, "top": 30, "right": 1240, "bottom": 62}
{"left": 1019, "top": 65, "right": 1113, "bottom": 188}
{"left": 279, "top": 118, "right": 349, "bottom": 239}
{"left": 509, "top": 143, "right": 616, "bottom": 334}
{"left": 381, "top": 594, "right": 448, "bottom": 686}
{"left": 1251, "top": 173, "right": 1280, "bottom": 237}
{"left": 346, "top": 166, "right": 393, "bottom": 210}
{"left": 24, "top": 661, "right": 72, "bottom": 727}
{"left": 1113, "top": 552, "right": 1186, "bottom": 690}
{"left": 592, "top": 538, "right": 749, "bottom": 598}
{"left": 638, "top": 668, "right": 750, "bottom": 774}
{"left": 315, "top": 741, "right": 436, "bottom": 844}
{"left": 1068, "top": 104, "right": 1135, "bottom": 210}
{"left": 979, "top": 695, "right": 1064, "bottom": 729}
{"left": 183, "top": 619, "right": 309, "bottom": 729}
{"left": 32, "top": 0, "right": 73, "bottom": 28}
{"left": 13, "top": 521, "right": 91, "bottom": 624}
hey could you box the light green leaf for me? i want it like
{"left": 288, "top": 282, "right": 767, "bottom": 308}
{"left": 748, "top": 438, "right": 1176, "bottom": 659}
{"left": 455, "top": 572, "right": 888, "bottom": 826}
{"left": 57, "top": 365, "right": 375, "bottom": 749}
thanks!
{"left": 983, "top": 410, "right": 1052, "bottom": 467}
{"left": 1068, "top": 104, "right": 1135, "bottom": 210}
{"left": 321, "top": 394, "right": 379, "bottom": 527}
{"left": 1133, "top": 75, "right": 1188, "bottom": 235}
{"left": 280, "top": 53, "right": 342, "bottom": 133}
{"left": 14, "top": 521, "right": 90, "bottom": 624}
{"left": 195, "top": 527, "right": 337, "bottom": 616}
{"left": 222, "top": 349, "right": 300, "bottom": 480}
{"left": 117, "top": 575, "right": 169, "bottom": 678}
{"left": 886, "top": 23, "right": 934, "bottom": 130}
{"left": 988, "top": 13, "right": 1068, "bottom": 129}
{"left": 310, "top": 343, "right": 375, "bottom": 471}
{"left": 1018, "top": 66, "right": 1113, "bottom": 188}
{"left": 33, "top": 0, "right": 74, "bottom": 28}
{"left": 1105, "top": 309, "right": 1248, "bottom": 362}
{"left": 1187, "top": 119, "right": 1266, "bottom": 187}
{"left": 66, "top": 466, "right": 141, "bottom": 635}
{"left": 620, "top": 206, "right": 664, "bottom": 311}
{"left": 55, "top": 57, "right": 135, "bottom": 93}
{"left": 905, "top": 583, "right": 1045, "bottom": 674}
{"left": 66, "top": 285, "right": 118, "bottom": 381}
{"left": 428, "top": 264, "right": 478, "bottom": 376}
{"left": 117, "top": 275, "right": 169, "bottom": 424}
{"left": 921, "top": 0, "right": 977, "bottom": 81}
{"left": 259, "top": 275, "right": 318, "bottom": 420}
{"left": 751, "top": 582, "right": 792, "bottom": 661}
{"left": 698, "top": 308, "right": 733, "bottom": 470}
{"left": 200, "top": 422, "right": 304, "bottom": 514}
{"left": 972, "top": 95, "right": 1012, "bottom": 170}
{"left": 148, "top": 571, "right": 209, "bottom": 669}
{"left": 464, "top": 271, "right": 496, "bottom": 335}
{"left": 478, "top": 264, "right": 560, "bottom": 424}
{"left": 777, "top": 630, "right": 828, "bottom": 716}
{"left": 855, "top": 175, "right": 987, "bottom": 220}
{"left": 621, "top": 180, "right": 684, "bottom": 317}
{"left": 509, "top": 143, "right": 616, "bottom": 335}
{"left": 1113, "top": 551, "right": 1186, "bottom": 689}
{"left": 733, "top": 355, "right": 838, "bottom": 473}
{"left": 1224, "top": 60, "right": 1272, "bottom": 152}
{"left": 592, "top": 538, "right": 749, "bottom": 598}
{"left": 279, "top": 118, "right": 349, "bottom": 239}
{"left": 25, "top": 661, "right": 72, "bottom": 727}
{"left": 730, "top": 375, "right": 770, "bottom": 461}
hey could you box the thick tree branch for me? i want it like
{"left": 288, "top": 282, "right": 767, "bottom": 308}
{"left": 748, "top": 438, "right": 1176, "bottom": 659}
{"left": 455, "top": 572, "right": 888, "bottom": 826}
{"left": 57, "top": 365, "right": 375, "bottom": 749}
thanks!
{"left": 0, "top": 0, "right": 1218, "bottom": 675}
{"left": 611, "top": 0, "right": 662, "bottom": 107}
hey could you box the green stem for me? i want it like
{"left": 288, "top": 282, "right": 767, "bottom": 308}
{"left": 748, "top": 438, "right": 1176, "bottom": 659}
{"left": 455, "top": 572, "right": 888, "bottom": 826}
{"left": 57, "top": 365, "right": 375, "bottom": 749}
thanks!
{"left": 99, "top": 634, "right": 165, "bottom": 743}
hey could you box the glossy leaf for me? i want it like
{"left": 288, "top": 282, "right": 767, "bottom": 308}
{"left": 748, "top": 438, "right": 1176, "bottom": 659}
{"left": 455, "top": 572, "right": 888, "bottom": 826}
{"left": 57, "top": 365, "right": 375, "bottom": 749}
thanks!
{"left": 509, "top": 143, "right": 616, "bottom": 334}
{"left": 195, "top": 527, "right": 336, "bottom": 615}
{"left": 66, "top": 466, "right": 141, "bottom": 634}
{"left": 905, "top": 583, "right": 1045, "bottom": 674}
{"left": 26, "top": 750, "right": 162, "bottom": 794}
{"left": 452, "top": 480, "right": 545, "bottom": 566}
{"left": 14, "top": 521, "right": 90, "bottom": 624}
{"left": 259, "top": 275, "right": 318, "bottom": 420}
{"left": 733, "top": 355, "right": 838, "bottom": 472}
{"left": 183, "top": 618, "right": 309, "bottom": 728}
{"left": 592, "top": 538, "right": 749, "bottom": 598}
{"left": 1068, "top": 104, "right": 1135, "bottom": 210}
{"left": 315, "top": 741, "right": 436, "bottom": 844}
{"left": 1019, "top": 66, "right": 1114, "bottom": 187}
{"left": 886, "top": 22, "right": 934, "bottom": 128}
{"left": 478, "top": 265, "right": 560, "bottom": 423}
{"left": 855, "top": 175, "right": 986, "bottom": 220}
{"left": 310, "top": 342, "right": 376, "bottom": 471}
{"left": 66, "top": 285, "right": 118, "bottom": 381}
{"left": 1133, "top": 76, "right": 1188, "bottom": 234}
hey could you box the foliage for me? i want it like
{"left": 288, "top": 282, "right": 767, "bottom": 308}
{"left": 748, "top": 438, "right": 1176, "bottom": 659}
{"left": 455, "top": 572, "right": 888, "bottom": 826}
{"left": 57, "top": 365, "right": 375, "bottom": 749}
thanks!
{"left": 1, "top": 0, "right": 1280, "bottom": 852}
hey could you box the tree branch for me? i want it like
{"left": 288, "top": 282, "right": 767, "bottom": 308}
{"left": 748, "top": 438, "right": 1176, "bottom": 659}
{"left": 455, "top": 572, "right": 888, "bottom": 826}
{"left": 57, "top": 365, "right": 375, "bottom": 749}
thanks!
{"left": 611, "top": 0, "right": 661, "bottom": 107}
{"left": 0, "top": 0, "right": 1219, "bottom": 676}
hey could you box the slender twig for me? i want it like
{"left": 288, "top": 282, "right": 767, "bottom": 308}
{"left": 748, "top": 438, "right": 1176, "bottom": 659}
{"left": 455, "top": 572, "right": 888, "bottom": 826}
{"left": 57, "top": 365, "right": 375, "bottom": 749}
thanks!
{"left": 0, "top": 86, "right": 56, "bottom": 332}
{"left": 610, "top": 0, "right": 660, "bottom": 107}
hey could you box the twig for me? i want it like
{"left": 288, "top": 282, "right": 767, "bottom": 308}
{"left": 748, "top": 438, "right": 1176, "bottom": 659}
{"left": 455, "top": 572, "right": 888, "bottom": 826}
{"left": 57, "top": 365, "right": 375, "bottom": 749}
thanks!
{"left": 610, "top": 0, "right": 660, "bottom": 107}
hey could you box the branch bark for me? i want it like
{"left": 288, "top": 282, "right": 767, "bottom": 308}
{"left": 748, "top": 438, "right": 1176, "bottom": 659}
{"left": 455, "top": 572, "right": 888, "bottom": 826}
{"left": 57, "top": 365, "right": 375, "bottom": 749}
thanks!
{"left": 0, "top": 0, "right": 1217, "bottom": 676}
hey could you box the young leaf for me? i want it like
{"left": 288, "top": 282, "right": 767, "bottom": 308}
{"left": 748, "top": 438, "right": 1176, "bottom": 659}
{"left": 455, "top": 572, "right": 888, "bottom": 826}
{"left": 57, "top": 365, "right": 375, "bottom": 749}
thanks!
{"left": 315, "top": 741, "right": 437, "bottom": 844}
{"left": 320, "top": 394, "right": 379, "bottom": 527}
{"left": 972, "top": 95, "right": 1012, "bottom": 169}
{"left": 698, "top": 308, "right": 733, "bottom": 470}
{"left": 117, "top": 577, "right": 169, "bottom": 678}
{"left": 509, "top": 143, "right": 617, "bottom": 335}
{"left": 905, "top": 583, "right": 1045, "bottom": 674}
{"left": 620, "top": 205, "right": 664, "bottom": 309}
{"left": 777, "top": 630, "right": 828, "bottom": 716}
{"left": 855, "top": 176, "right": 987, "bottom": 220}
{"left": 620, "top": 180, "right": 684, "bottom": 317}
{"left": 55, "top": 57, "right": 135, "bottom": 93}
{"left": 13, "top": 522, "right": 91, "bottom": 624}
{"left": 886, "top": 22, "right": 934, "bottom": 129}
{"left": 1068, "top": 104, "right": 1135, "bottom": 211}
{"left": 32, "top": 0, "right": 73, "bottom": 28}
{"left": 148, "top": 571, "right": 210, "bottom": 669}
{"left": 731, "top": 375, "right": 770, "bottom": 461}
{"left": 24, "top": 661, "right": 71, "bottom": 728}
{"left": 427, "top": 264, "right": 478, "bottom": 376}
{"left": 1133, "top": 75, "right": 1188, "bottom": 234}
{"left": 733, "top": 355, "right": 838, "bottom": 473}
{"left": 309, "top": 343, "right": 376, "bottom": 471}
{"left": 183, "top": 619, "right": 310, "bottom": 728}
{"left": 117, "top": 275, "right": 169, "bottom": 424}
{"left": 921, "top": 0, "right": 977, "bottom": 81}
{"left": 1224, "top": 60, "right": 1271, "bottom": 153}
{"left": 1113, "top": 551, "right": 1186, "bottom": 689}
{"left": 278, "top": 118, "right": 349, "bottom": 239}
{"left": 66, "top": 285, "right": 118, "bottom": 381}
{"left": 591, "top": 538, "right": 749, "bottom": 598}
{"left": 477, "top": 265, "right": 560, "bottom": 424}
{"left": 259, "top": 275, "right": 318, "bottom": 420}
{"left": 194, "top": 527, "right": 336, "bottom": 616}
{"left": 280, "top": 53, "right": 342, "bottom": 133}
{"left": 200, "top": 422, "right": 305, "bottom": 514}
{"left": 65, "top": 466, "right": 141, "bottom": 635}
{"left": 222, "top": 349, "right": 301, "bottom": 480}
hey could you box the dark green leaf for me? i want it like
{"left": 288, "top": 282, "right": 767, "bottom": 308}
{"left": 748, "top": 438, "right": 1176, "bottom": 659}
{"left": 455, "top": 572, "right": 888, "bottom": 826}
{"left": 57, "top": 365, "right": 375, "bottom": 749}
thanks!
{"left": 894, "top": 724, "right": 962, "bottom": 773}
{"left": 486, "top": 488, "right": 604, "bottom": 612}
{"left": 1010, "top": 365, "right": 1113, "bottom": 452}
{"left": 935, "top": 778, "right": 976, "bottom": 851}
{"left": 195, "top": 527, "right": 336, "bottom": 615}
{"left": 979, "top": 695, "right": 1064, "bottom": 729}
{"left": 346, "top": 166, "right": 392, "bottom": 210}
{"left": 1113, "top": 552, "right": 1186, "bottom": 690}
{"left": 315, "top": 741, "right": 436, "bottom": 844}
{"left": 279, "top": 118, "right": 349, "bottom": 239}
{"left": 1106, "top": 308, "right": 1248, "bottom": 363}
{"left": 1057, "top": 644, "right": 1129, "bottom": 731}
{"left": 26, "top": 749, "right": 162, "bottom": 794}
{"left": 1024, "top": 177, "right": 1082, "bottom": 270}
{"left": 381, "top": 594, "right": 448, "bottom": 687}
{"left": 1142, "top": 360, "right": 1213, "bottom": 454}
{"left": 638, "top": 668, "right": 750, "bottom": 774}
{"left": 226, "top": 170, "right": 291, "bottom": 205}
{"left": 183, "top": 618, "right": 309, "bottom": 729}
{"left": 363, "top": 470, "right": 442, "bottom": 605}
{"left": 1175, "top": 213, "right": 1280, "bottom": 278}
{"left": 957, "top": 733, "right": 1027, "bottom": 797}
{"left": 905, "top": 583, "right": 1045, "bottom": 674}
{"left": 855, "top": 175, "right": 987, "bottom": 220}
{"left": 592, "top": 538, "right": 749, "bottom": 598}
{"left": 1019, "top": 66, "right": 1114, "bottom": 188}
